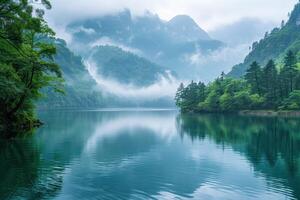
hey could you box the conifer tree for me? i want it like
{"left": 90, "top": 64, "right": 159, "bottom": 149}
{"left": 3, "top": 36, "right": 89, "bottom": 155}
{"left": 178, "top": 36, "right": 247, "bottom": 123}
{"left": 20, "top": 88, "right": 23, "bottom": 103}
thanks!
{"left": 245, "top": 61, "right": 263, "bottom": 95}
{"left": 280, "top": 51, "right": 297, "bottom": 97}
{"left": 262, "top": 60, "right": 278, "bottom": 108}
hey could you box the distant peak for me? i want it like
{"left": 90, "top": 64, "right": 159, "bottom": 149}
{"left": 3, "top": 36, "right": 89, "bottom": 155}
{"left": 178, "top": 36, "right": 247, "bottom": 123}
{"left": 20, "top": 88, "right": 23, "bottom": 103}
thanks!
{"left": 167, "top": 15, "right": 210, "bottom": 40}
{"left": 169, "top": 15, "right": 196, "bottom": 24}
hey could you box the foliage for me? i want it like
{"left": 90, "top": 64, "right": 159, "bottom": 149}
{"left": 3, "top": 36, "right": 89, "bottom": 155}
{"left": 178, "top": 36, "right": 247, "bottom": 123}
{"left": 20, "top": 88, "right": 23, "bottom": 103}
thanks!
{"left": 228, "top": 2, "right": 300, "bottom": 77}
{"left": 0, "top": 0, "right": 62, "bottom": 137}
{"left": 176, "top": 51, "right": 300, "bottom": 113}
{"left": 279, "top": 90, "right": 300, "bottom": 110}
{"left": 38, "top": 39, "right": 106, "bottom": 108}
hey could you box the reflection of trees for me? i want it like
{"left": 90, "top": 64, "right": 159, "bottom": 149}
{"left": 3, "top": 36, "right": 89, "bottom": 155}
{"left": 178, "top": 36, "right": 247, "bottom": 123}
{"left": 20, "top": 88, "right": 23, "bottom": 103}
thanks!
{"left": 0, "top": 111, "right": 103, "bottom": 200}
{"left": 177, "top": 114, "right": 300, "bottom": 199}
{"left": 0, "top": 140, "right": 63, "bottom": 200}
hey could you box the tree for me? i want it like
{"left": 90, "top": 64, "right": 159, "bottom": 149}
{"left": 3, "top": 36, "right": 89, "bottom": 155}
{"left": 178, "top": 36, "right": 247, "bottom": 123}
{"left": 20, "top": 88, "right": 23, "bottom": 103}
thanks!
{"left": 262, "top": 60, "right": 278, "bottom": 108}
{"left": 0, "top": 0, "right": 62, "bottom": 137}
{"left": 264, "top": 31, "right": 269, "bottom": 39}
{"left": 281, "top": 20, "right": 285, "bottom": 28}
{"left": 197, "top": 81, "right": 206, "bottom": 103}
{"left": 280, "top": 51, "right": 298, "bottom": 97}
{"left": 279, "top": 90, "right": 300, "bottom": 110}
{"left": 175, "top": 83, "right": 185, "bottom": 107}
{"left": 245, "top": 61, "right": 263, "bottom": 95}
{"left": 220, "top": 71, "right": 225, "bottom": 81}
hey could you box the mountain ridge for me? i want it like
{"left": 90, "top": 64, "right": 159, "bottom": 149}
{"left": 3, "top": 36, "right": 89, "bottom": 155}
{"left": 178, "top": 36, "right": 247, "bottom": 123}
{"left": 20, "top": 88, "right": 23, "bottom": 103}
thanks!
{"left": 228, "top": 3, "right": 300, "bottom": 77}
{"left": 66, "top": 9, "right": 224, "bottom": 80}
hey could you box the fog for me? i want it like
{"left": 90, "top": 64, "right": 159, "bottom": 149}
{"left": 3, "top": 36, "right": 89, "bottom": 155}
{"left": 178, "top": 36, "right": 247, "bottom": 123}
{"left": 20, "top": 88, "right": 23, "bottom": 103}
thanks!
{"left": 47, "top": 0, "right": 297, "bottom": 32}
{"left": 90, "top": 37, "right": 143, "bottom": 56}
{"left": 186, "top": 44, "right": 250, "bottom": 82}
{"left": 85, "top": 59, "right": 180, "bottom": 100}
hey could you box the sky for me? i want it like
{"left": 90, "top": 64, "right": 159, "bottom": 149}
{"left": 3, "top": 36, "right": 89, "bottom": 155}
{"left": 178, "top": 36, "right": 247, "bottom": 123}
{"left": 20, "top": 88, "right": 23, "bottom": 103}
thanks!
{"left": 46, "top": 0, "right": 298, "bottom": 33}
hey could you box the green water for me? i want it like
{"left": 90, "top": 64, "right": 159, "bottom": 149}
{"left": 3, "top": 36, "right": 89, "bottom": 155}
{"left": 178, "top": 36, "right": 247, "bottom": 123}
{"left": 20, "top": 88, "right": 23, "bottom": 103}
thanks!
{"left": 1, "top": 110, "right": 300, "bottom": 200}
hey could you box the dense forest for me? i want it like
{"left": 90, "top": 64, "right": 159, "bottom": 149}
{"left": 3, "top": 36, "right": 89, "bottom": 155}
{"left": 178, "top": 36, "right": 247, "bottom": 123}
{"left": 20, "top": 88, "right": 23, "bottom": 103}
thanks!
{"left": 175, "top": 51, "right": 300, "bottom": 113}
{"left": 0, "top": 0, "right": 62, "bottom": 137}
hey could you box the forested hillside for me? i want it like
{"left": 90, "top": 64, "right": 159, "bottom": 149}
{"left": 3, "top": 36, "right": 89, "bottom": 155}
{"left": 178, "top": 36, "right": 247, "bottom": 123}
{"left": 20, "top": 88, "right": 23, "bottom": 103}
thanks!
{"left": 38, "top": 39, "right": 106, "bottom": 109}
{"left": 176, "top": 51, "right": 300, "bottom": 113}
{"left": 88, "top": 46, "right": 175, "bottom": 86}
{"left": 228, "top": 3, "right": 300, "bottom": 77}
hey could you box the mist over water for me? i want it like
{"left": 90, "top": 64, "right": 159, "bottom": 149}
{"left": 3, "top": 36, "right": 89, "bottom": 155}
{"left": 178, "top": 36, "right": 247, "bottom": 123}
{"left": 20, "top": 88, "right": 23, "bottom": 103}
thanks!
{"left": 85, "top": 59, "right": 180, "bottom": 100}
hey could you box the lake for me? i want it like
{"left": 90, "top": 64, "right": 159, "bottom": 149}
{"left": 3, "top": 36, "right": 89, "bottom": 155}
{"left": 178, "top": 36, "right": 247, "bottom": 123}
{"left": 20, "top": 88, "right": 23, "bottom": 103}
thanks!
{"left": 1, "top": 109, "right": 300, "bottom": 200}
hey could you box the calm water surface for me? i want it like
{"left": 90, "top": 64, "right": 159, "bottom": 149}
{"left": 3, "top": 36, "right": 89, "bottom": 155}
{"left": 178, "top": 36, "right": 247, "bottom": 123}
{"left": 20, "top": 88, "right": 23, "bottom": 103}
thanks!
{"left": 1, "top": 110, "right": 300, "bottom": 200}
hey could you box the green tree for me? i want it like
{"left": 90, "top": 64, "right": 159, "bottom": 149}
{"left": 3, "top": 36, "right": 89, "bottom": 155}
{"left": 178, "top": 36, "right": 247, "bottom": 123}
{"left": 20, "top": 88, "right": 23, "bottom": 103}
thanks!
{"left": 262, "top": 60, "right": 278, "bottom": 108}
{"left": 245, "top": 61, "right": 263, "bottom": 95}
{"left": 280, "top": 51, "right": 298, "bottom": 97}
{"left": 0, "top": 0, "right": 62, "bottom": 138}
{"left": 279, "top": 90, "right": 300, "bottom": 110}
{"left": 175, "top": 83, "right": 185, "bottom": 107}
{"left": 197, "top": 81, "right": 206, "bottom": 103}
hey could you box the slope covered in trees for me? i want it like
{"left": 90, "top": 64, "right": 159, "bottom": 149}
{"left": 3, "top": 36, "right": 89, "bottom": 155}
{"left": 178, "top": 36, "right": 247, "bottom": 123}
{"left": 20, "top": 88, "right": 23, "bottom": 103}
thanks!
{"left": 176, "top": 51, "right": 300, "bottom": 113}
{"left": 228, "top": 3, "right": 300, "bottom": 77}
{"left": 38, "top": 39, "right": 106, "bottom": 109}
{"left": 89, "top": 46, "right": 176, "bottom": 86}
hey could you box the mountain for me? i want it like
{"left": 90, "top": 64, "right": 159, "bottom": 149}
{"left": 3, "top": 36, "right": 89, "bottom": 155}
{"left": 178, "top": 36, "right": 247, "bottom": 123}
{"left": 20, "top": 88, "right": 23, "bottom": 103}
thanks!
{"left": 39, "top": 40, "right": 176, "bottom": 108}
{"left": 66, "top": 10, "right": 224, "bottom": 80}
{"left": 167, "top": 15, "right": 210, "bottom": 42}
{"left": 38, "top": 39, "right": 106, "bottom": 109}
{"left": 228, "top": 3, "right": 300, "bottom": 77}
{"left": 88, "top": 45, "right": 175, "bottom": 86}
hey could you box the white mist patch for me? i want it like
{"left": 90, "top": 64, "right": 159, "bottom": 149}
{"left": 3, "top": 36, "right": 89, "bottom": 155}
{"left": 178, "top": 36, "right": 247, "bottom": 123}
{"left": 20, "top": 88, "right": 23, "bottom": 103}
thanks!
{"left": 186, "top": 44, "right": 248, "bottom": 69}
{"left": 85, "top": 59, "right": 179, "bottom": 100}
{"left": 90, "top": 37, "right": 143, "bottom": 55}
{"left": 184, "top": 44, "right": 250, "bottom": 82}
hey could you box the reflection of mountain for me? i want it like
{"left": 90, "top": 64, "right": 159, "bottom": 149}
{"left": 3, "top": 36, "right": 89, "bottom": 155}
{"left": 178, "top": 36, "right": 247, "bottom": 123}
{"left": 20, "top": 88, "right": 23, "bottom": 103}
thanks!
{"left": 4, "top": 111, "right": 299, "bottom": 199}
{"left": 177, "top": 114, "right": 300, "bottom": 199}
{"left": 38, "top": 111, "right": 215, "bottom": 199}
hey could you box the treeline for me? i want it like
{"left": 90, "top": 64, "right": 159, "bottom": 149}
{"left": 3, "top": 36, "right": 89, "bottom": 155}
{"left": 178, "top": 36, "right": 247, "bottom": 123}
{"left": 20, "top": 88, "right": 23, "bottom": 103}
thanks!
{"left": 0, "top": 0, "right": 62, "bottom": 137}
{"left": 175, "top": 51, "right": 300, "bottom": 113}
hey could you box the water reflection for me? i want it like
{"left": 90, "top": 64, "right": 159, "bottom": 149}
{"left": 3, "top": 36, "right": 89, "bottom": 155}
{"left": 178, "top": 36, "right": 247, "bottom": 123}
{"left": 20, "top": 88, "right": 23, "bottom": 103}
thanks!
{"left": 0, "top": 140, "right": 63, "bottom": 200}
{"left": 178, "top": 114, "right": 300, "bottom": 199}
{"left": 0, "top": 111, "right": 300, "bottom": 199}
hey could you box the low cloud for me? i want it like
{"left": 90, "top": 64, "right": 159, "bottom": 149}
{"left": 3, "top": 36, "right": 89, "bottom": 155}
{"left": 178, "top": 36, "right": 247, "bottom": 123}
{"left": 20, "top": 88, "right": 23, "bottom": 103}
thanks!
{"left": 184, "top": 44, "right": 249, "bottom": 82}
{"left": 90, "top": 37, "right": 143, "bottom": 55}
{"left": 85, "top": 59, "right": 180, "bottom": 100}
{"left": 46, "top": 0, "right": 297, "bottom": 32}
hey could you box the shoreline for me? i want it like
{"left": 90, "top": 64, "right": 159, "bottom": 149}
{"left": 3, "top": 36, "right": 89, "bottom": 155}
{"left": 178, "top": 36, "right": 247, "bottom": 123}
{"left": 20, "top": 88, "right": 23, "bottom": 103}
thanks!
{"left": 181, "top": 110, "right": 300, "bottom": 117}
{"left": 239, "top": 110, "right": 300, "bottom": 117}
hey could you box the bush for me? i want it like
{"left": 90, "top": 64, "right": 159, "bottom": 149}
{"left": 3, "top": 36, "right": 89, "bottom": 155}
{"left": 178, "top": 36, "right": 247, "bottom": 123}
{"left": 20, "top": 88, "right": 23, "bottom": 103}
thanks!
{"left": 279, "top": 90, "right": 300, "bottom": 110}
